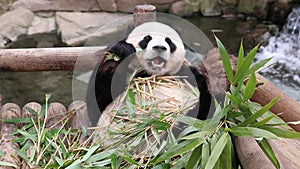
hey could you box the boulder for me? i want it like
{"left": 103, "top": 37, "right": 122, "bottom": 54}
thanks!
{"left": 12, "top": 0, "right": 101, "bottom": 12}
{"left": 237, "top": 0, "right": 272, "bottom": 19}
{"left": 268, "top": 0, "right": 293, "bottom": 25}
{"left": 28, "top": 16, "right": 56, "bottom": 35}
{"left": 97, "top": 0, "right": 117, "bottom": 12}
{"left": 116, "top": 0, "right": 146, "bottom": 13}
{"left": 169, "top": 0, "right": 200, "bottom": 16}
{"left": 0, "top": 8, "right": 34, "bottom": 48}
{"left": 200, "top": 0, "right": 222, "bottom": 16}
{"left": 146, "top": 0, "right": 175, "bottom": 4}
{"left": 56, "top": 12, "right": 127, "bottom": 46}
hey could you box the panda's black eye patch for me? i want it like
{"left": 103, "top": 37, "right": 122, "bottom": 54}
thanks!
{"left": 138, "top": 35, "right": 152, "bottom": 49}
{"left": 165, "top": 37, "right": 177, "bottom": 53}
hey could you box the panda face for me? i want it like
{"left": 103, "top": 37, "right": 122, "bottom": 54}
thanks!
{"left": 125, "top": 22, "right": 186, "bottom": 75}
{"left": 135, "top": 34, "right": 185, "bottom": 75}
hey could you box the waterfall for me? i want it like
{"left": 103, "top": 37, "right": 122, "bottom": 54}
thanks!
{"left": 255, "top": 6, "right": 300, "bottom": 102}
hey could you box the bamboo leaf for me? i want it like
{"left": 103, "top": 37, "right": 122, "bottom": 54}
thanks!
{"left": 233, "top": 44, "right": 259, "bottom": 84}
{"left": 177, "top": 138, "right": 204, "bottom": 155}
{"left": 259, "top": 126, "right": 300, "bottom": 138}
{"left": 238, "top": 96, "right": 279, "bottom": 127}
{"left": 201, "top": 141, "right": 210, "bottom": 169}
{"left": 126, "top": 89, "right": 136, "bottom": 119}
{"left": 251, "top": 57, "right": 272, "bottom": 72}
{"left": 243, "top": 70, "right": 256, "bottom": 100}
{"left": 258, "top": 138, "right": 280, "bottom": 169}
{"left": 215, "top": 36, "right": 233, "bottom": 83}
{"left": 230, "top": 127, "right": 278, "bottom": 139}
{"left": 187, "top": 145, "right": 201, "bottom": 169}
{"left": 176, "top": 115, "right": 206, "bottom": 130}
{"left": 154, "top": 140, "right": 193, "bottom": 163}
{"left": 0, "top": 161, "right": 18, "bottom": 168}
{"left": 219, "top": 133, "right": 232, "bottom": 169}
{"left": 111, "top": 153, "right": 117, "bottom": 169}
{"left": 152, "top": 163, "right": 170, "bottom": 169}
{"left": 82, "top": 144, "right": 100, "bottom": 161}
{"left": 204, "top": 132, "right": 229, "bottom": 169}
{"left": 236, "top": 39, "right": 244, "bottom": 72}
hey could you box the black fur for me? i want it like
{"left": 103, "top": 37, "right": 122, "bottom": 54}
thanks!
{"left": 87, "top": 39, "right": 211, "bottom": 126}
{"left": 165, "top": 37, "right": 177, "bottom": 53}
{"left": 138, "top": 35, "right": 152, "bottom": 49}
{"left": 87, "top": 39, "right": 136, "bottom": 126}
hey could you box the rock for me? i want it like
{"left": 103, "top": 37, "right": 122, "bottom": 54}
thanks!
{"left": 97, "top": 0, "right": 117, "bottom": 12}
{"left": 0, "top": 8, "right": 34, "bottom": 48}
{"left": 146, "top": 0, "right": 175, "bottom": 4}
{"left": 169, "top": 0, "right": 200, "bottom": 16}
{"left": 221, "top": 0, "right": 237, "bottom": 5}
{"left": 237, "top": 0, "right": 272, "bottom": 19}
{"left": 268, "top": 0, "right": 293, "bottom": 25}
{"left": 12, "top": 0, "right": 101, "bottom": 12}
{"left": 28, "top": 16, "right": 56, "bottom": 35}
{"left": 56, "top": 12, "right": 127, "bottom": 46}
{"left": 200, "top": 0, "right": 221, "bottom": 16}
{"left": 116, "top": 0, "right": 146, "bottom": 13}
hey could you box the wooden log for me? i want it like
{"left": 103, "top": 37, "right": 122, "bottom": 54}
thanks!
{"left": 0, "top": 103, "right": 21, "bottom": 169}
{"left": 252, "top": 74, "right": 300, "bottom": 131}
{"left": 235, "top": 137, "right": 300, "bottom": 169}
{"left": 0, "top": 47, "right": 105, "bottom": 72}
{"left": 133, "top": 5, "right": 156, "bottom": 27}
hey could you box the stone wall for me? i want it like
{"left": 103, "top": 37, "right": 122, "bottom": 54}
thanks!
{"left": 0, "top": 0, "right": 298, "bottom": 48}
{"left": 12, "top": 0, "right": 298, "bottom": 20}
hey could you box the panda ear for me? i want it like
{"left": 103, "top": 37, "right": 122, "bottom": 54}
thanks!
{"left": 138, "top": 35, "right": 152, "bottom": 49}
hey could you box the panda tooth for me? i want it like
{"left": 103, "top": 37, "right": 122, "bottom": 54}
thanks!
{"left": 151, "top": 61, "right": 165, "bottom": 67}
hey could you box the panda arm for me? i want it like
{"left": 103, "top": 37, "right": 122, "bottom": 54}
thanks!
{"left": 86, "top": 39, "right": 136, "bottom": 126}
{"left": 189, "top": 66, "right": 212, "bottom": 120}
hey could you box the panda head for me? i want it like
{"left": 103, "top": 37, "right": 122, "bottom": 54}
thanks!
{"left": 126, "top": 22, "right": 186, "bottom": 75}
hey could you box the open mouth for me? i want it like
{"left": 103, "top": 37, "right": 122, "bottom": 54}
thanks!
{"left": 149, "top": 56, "right": 166, "bottom": 68}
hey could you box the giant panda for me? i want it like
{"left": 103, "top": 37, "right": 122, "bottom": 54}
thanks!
{"left": 86, "top": 22, "right": 212, "bottom": 126}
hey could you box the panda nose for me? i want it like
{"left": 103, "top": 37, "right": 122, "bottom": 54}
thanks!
{"left": 152, "top": 45, "right": 167, "bottom": 52}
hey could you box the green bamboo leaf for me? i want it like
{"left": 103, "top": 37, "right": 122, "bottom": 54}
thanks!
{"left": 111, "top": 153, "right": 117, "bottom": 169}
{"left": 87, "top": 149, "right": 115, "bottom": 163}
{"left": 176, "top": 115, "right": 206, "bottom": 130}
{"left": 181, "top": 131, "right": 210, "bottom": 140}
{"left": 17, "top": 129, "right": 36, "bottom": 142}
{"left": 215, "top": 36, "right": 233, "bottom": 83}
{"left": 226, "top": 93, "right": 241, "bottom": 106}
{"left": 238, "top": 96, "right": 279, "bottom": 127}
{"left": 154, "top": 140, "right": 193, "bottom": 163}
{"left": 2, "top": 117, "right": 32, "bottom": 124}
{"left": 251, "top": 116, "right": 275, "bottom": 127}
{"left": 243, "top": 70, "right": 256, "bottom": 100}
{"left": 230, "top": 127, "right": 278, "bottom": 139}
{"left": 251, "top": 57, "right": 272, "bottom": 72}
{"left": 259, "top": 126, "right": 300, "bottom": 138}
{"left": 149, "top": 120, "right": 169, "bottom": 130}
{"left": 152, "top": 163, "right": 170, "bottom": 169}
{"left": 236, "top": 39, "right": 244, "bottom": 72}
{"left": 178, "top": 138, "right": 204, "bottom": 156}
{"left": 126, "top": 89, "right": 136, "bottom": 119}
{"left": 201, "top": 141, "right": 210, "bottom": 169}
{"left": 187, "top": 145, "right": 201, "bottom": 169}
{"left": 204, "top": 132, "right": 229, "bottom": 169}
{"left": 82, "top": 144, "right": 100, "bottom": 161}
{"left": 258, "top": 138, "right": 280, "bottom": 169}
{"left": 219, "top": 133, "right": 232, "bottom": 169}
{"left": 0, "top": 161, "right": 18, "bottom": 168}
{"left": 233, "top": 44, "right": 259, "bottom": 84}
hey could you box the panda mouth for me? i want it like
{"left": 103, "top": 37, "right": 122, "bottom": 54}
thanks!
{"left": 149, "top": 57, "right": 166, "bottom": 68}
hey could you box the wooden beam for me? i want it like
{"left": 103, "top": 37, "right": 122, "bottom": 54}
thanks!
{"left": 0, "top": 47, "right": 105, "bottom": 71}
